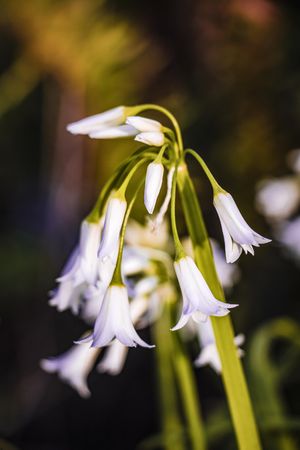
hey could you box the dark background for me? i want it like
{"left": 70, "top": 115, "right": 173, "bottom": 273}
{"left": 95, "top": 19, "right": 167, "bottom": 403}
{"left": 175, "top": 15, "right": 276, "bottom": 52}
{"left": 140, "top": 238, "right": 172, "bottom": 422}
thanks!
{"left": 0, "top": 0, "right": 299, "bottom": 449}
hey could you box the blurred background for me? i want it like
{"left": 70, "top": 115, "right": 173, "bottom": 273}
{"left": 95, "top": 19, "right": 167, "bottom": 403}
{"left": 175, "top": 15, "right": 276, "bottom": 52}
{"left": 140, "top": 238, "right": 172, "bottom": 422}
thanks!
{"left": 0, "top": 0, "right": 300, "bottom": 449}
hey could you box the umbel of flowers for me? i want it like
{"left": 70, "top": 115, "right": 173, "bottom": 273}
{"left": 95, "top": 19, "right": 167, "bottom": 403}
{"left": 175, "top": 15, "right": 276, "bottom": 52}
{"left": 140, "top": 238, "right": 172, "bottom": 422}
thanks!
{"left": 42, "top": 104, "right": 270, "bottom": 449}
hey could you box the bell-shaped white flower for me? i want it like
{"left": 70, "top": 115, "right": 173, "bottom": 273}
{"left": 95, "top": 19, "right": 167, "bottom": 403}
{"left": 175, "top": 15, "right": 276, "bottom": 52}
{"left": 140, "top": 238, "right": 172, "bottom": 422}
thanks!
{"left": 89, "top": 285, "right": 154, "bottom": 348}
{"left": 49, "top": 278, "right": 84, "bottom": 314}
{"left": 194, "top": 318, "right": 244, "bottom": 373}
{"left": 214, "top": 192, "right": 271, "bottom": 263}
{"left": 256, "top": 177, "right": 300, "bottom": 222}
{"left": 126, "top": 116, "right": 162, "bottom": 132}
{"left": 58, "top": 219, "right": 102, "bottom": 286}
{"left": 135, "top": 131, "right": 164, "bottom": 147}
{"left": 144, "top": 162, "right": 164, "bottom": 214}
{"left": 172, "top": 256, "right": 237, "bottom": 330}
{"left": 66, "top": 106, "right": 126, "bottom": 135}
{"left": 98, "top": 196, "right": 127, "bottom": 262}
{"left": 89, "top": 124, "right": 138, "bottom": 139}
{"left": 40, "top": 341, "right": 100, "bottom": 398}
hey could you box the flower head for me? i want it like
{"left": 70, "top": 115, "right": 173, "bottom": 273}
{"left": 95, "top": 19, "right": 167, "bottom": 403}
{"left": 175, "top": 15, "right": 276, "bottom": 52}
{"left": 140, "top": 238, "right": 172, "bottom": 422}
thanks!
{"left": 135, "top": 131, "right": 164, "bottom": 147}
{"left": 89, "top": 285, "right": 154, "bottom": 348}
{"left": 214, "top": 192, "right": 271, "bottom": 263}
{"left": 40, "top": 341, "right": 100, "bottom": 398}
{"left": 172, "top": 256, "right": 237, "bottom": 330}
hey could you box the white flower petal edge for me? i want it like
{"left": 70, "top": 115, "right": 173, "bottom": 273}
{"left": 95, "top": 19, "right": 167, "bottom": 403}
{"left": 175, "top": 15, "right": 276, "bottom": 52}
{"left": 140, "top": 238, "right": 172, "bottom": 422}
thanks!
{"left": 97, "top": 340, "right": 128, "bottom": 375}
{"left": 66, "top": 106, "right": 126, "bottom": 135}
{"left": 40, "top": 341, "right": 100, "bottom": 398}
{"left": 126, "top": 116, "right": 162, "bottom": 132}
{"left": 89, "top": 124, "right": 138, "bottom": 139}
{"left": 152, "top": 166, "right": 175, "bottom": 230}
{"left": 91, "top": 285, "right": 154, "bottom": 348}
{"left": 194, "top": 319, "right": 245, "bottom": 373}
{"left": 214, "top": 192, "right": 271, "bottom": 263}
{"left": 172, "top": 256, "right": 238, "bottom": 330}
{"left": 135, "top": 131, "right": 164, "bottom": 147}
{"left": 144, "top": 162, "right": 164, "bottom": 214}
{"left": 49, "top": 280, "right": 84, "bottom": 314}
{"left": 98, "top": 197, "right": 127, "bottom": 261}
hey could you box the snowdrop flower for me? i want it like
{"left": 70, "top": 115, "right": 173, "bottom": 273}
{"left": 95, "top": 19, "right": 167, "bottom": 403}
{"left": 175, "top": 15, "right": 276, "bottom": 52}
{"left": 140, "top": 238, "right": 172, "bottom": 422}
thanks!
{"left": 277, "top": 216, "right": 300, "bottom": 259}
{"left": 67, "top": 106, "right": 126, "bottom": 135}
{"left": 144, "top": 162, "right": 164, "bottom": 214}
{"left": 214, "top": 191, "right": 271, "bottom": 263}
{"left": 194, "top": 319, "right": 244, "bottom": 373}
{"left": 256, "top": 178, "right": 300, "bottom": 222}
{"left": 87, "top": 285, "right": 154, "bottom": 348}
{"left": 135, "top": 131, "right": 165, "bottom": 147}
{"left": 89, "top": 125, "right": 138, "bottom": 139}
{"left": 98, "top": 196, "right": 127, "bottom": 262}
{"left": 126, "top": 116, "right": 162, "bottom": 132}
{"left": 172, "top": 256, "right": 238, "bottom": 330}
{"left": 210, "top": 239, "right": 240, "bottom": 291}
{"left": 40, "top": 341, "right": 100, "bottom": 398}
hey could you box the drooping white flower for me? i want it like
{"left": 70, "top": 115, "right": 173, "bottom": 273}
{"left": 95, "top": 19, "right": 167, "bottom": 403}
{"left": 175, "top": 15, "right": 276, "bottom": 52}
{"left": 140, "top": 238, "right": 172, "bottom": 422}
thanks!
{"left": 194, "top": 318, "right": 244, "bottom": 373}
{"left": 58, "top": 219, "right": 102, "bottom": 286}
{"left": 40, "top": 341, "right": 100, "bottom": 398}
{"left": 144, "top": 162, "right": 164, "bottom": 214}
{"left": 98, "top": 196, "right": 127, "bottom": 262}
{"left": 97, "top": 340, "right": 128, "bottom": 375}
{"left": 135, "top": 131, "right": 164, "bottom": 147}
{"left": 214, "top": 192, "right": 271, "bottom": 263}
{"left": 66, "top": 106, "right": 126, "bottom": 135}
{"left": 88, "top": 285, "right": 154, "bottom": 348}
{"left": 126, "top": 116, "right": 162, "bottom": 132}
{"left": 49, "top": 278, "right": 84, "bottom": 314}
{"left": 172, "top": 256, "right": 238, "bottom": 330}
{"left": 256, "top": 178, "right": 300, "bottom": 222}
{"left": 89, "top": 125, "right": 138, "bottom": 139}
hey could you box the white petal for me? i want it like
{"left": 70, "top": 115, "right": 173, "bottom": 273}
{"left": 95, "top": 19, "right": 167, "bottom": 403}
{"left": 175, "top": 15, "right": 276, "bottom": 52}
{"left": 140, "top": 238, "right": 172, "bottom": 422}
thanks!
{"left": 66, "top": 106, "right": 125, "bottom": 135}
{"left": 89, "top": 124, "right": 138, "bottom": 139}
{"left": 144, "top": 163, "right": 164, "bottom": 214}
{"left": 98, "top": 198, "right": 127, "bottom": 261}
{"left": 97, "top": 340, "right": 128, "bottom": 375}
{"left": 126, "top": 116, "right": 162, "bottom": 132}
{"left": 134, "top": 131, "right": 164, "bottom": 147}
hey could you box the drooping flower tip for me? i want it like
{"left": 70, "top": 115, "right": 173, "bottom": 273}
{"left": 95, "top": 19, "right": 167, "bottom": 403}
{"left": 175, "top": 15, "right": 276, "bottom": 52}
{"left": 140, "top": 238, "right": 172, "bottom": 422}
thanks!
{"left": 135, "top": 131, "right": 165, "bottom": 147}
{"left": 214, "top": 192, "right": 271, "bottom": 263}
{"left": 66, "top": 106, "right": 126, "bottom": 135}
{"left": 98, "top": 197, "right": 127, "bottom": 261}
{"left": 144, "top": 162, "right": 164, "bottom": 214}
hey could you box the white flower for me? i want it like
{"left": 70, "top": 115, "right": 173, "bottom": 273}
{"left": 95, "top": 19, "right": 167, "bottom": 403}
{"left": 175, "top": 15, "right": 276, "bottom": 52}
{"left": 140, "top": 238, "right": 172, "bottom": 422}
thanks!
{"left": 40, "top": 341, "right": 100, "bottom": 398}
{"left": 89, "top": 285, "right": 154, "bottom": 348}
{"left": 214, "top": 192, "right": 271, "bottom": 263}
{"left": 58, "top": 220, "right": 102, "bottom": 286}
{"left": 210, "top": 239, "right": 240, "bottom": 291}
{"left": 66, "top": 106, "right": 126, "bottom": 135}
{"left": 126, "top": 116, "right": 162, "bottom": 132}
{"left": 277, "top": 216, "right": 300, "bottom": 259}
{"left": 135, "top": 131, "right": 164, "bottom": 147}
{"left": 49, "top": 278, "right": 84, "bottom": 314}
{"left": 256, "top": 178, "right": 300, "bottom": 222}
{"left": 98, "top": 197, "right": 127, "bottom": 262}
{"left": 172, "top": 256, "right": 237, "bottom": 330}
{"left": 144, "top": 162, "right": 164, "bottom": 214}
{"left": 151, "top": 167, "right": 175, "bottom": 231}
{"left": 89, "top": 125, "right": 138, "bottom": 139}
{"left": 194, "top": 319, "right": 244, "bottom": 373}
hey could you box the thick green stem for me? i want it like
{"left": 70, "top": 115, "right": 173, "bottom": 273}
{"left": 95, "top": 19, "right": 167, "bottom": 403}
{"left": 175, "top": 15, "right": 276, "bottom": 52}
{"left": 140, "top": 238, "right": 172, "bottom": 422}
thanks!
{"left": 177, "top": 163, "right": 262, "bottom": 450}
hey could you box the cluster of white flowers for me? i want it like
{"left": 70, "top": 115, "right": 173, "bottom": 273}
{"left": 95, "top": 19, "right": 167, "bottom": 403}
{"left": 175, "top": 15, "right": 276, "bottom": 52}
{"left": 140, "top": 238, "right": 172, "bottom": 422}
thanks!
{"left": 256, "top": 149, "right": 300, "bottom": 260}
{"left": 41, "top": 105, "right": 270, "bottom": 397}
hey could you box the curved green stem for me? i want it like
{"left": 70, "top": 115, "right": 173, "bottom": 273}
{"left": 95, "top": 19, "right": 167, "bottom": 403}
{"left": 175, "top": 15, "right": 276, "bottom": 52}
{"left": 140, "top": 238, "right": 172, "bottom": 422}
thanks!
{"left": 170, "top": 166, "right": 185, "bottom": 259}
{"left": 184, "top": 149, "right": 223, "bottom": 194}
